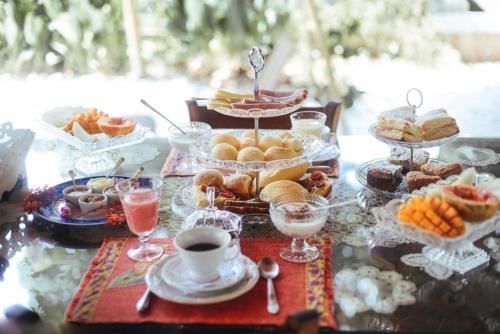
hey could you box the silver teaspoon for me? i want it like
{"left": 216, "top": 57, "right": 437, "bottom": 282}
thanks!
{"left": 136, "top": 287, "right": 151, "bottom": 313}
{"left": 258, "top": 257, "right": 280, "bottom": 314}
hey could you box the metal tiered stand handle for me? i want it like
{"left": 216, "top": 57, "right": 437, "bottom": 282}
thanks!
{"left": 405, "top": 88, "right": 423, "bottom": 172}
{"left": 248, "top": 47, "right": 265, "bottom": 200}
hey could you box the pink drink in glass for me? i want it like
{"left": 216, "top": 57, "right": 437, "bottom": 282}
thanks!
{"left": 122, "top": 189, "right": 159, "bottom": 235}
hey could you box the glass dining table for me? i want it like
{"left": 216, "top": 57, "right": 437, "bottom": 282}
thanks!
{"left": 1, "top": 133, "right": 499, "bottom": 333}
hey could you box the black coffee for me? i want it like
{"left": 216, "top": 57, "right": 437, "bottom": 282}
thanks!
{"left": 185, "top": 243, "right": 219, "bottom": 251}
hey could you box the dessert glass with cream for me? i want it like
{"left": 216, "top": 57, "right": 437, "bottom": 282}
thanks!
{"left": 290, "top": 111, "right": 326, "bottom": 138}
{"left": 270, "top": 192, "right": 329, "bottom": 263}
{"left": 167, "top": 122, "right": 211, "bottom": 173}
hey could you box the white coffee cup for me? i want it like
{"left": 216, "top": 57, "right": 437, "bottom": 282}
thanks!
{"left": 174, "top": 226, "right": 231, "bottom": 283}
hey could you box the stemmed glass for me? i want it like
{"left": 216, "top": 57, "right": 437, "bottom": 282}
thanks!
{"left": 167, "top": 122, "right": 211, "bottom": 173}
{"left": 116, "top": 177, "right": 164, "bottom": 261}
{"left": 270, "top": 192, "right": 329, "bottom": 263}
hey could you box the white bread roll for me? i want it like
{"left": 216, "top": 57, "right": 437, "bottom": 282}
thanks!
{"left": 210, "top": 134, "right": 240, "bottom": 150}
{"left": 242, "top": 130, "right": 257, "bottom": 139}
{"left": 252, "top": 162, "right": 308, "bottom": 194}
{"left": 211, "top": 143, "right": 238, "bottom": 160}
{"left": 240, "top": 137, "right": 256, "bottom": 149}
{"left": 260, "top": 180, "right": 307, "bottom": 202}
{"left": 264, "top": 147, "right": 297, "bottom": 161}
{"left": 237, "top": 147, "right": 265, "bottom": 162}
{"left": 258, "top": 135, "right": 283, "bottom": 152}
{"left": 277, "top": 131, "right": 293, "bottom": 140}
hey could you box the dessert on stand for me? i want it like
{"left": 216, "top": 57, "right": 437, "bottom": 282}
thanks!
{"left": 356, "top": 88, "right": 461, "bottom": 198}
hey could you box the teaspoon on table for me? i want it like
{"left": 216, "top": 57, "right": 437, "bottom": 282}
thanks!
{"left": 136, "top": 287, "right": 152, "bottom": 313}
{"left": 258, "top": 257, "right": 280, "bottom": 314}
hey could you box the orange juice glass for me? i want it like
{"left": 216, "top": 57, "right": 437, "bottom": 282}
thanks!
{"left": 116, "top": 177, "right": 163, "bottom": 261}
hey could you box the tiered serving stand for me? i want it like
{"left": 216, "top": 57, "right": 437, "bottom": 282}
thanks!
{"left": 356, "top": 88, "right": 459, "bottom": 198}
{"left": 361, "top": 89, "right": 499, "bottom": 275}
{"left": 172, "top": 47, "right": 324, "bottom": 216}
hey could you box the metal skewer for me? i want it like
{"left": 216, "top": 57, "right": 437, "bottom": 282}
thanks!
{"left": 140, "top": 99, "right": 187, "bottom": 135}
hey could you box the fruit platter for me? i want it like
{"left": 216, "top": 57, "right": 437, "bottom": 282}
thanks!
{"left": 40, "top": 106, "right": 146, "bottom": 153}
{"left": 373, "top": 168, "right": 500, "bottom": 273}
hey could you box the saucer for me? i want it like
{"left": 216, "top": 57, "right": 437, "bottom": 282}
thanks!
{"left": 146, "top": 254, "right": 259, "bottom": 305}
{"left": 161, "top": 254, "right": 246, "bottom": 293}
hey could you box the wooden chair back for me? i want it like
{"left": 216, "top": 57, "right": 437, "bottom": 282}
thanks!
{"left": 186, "top": 99, "right": 342, "bottom": 131}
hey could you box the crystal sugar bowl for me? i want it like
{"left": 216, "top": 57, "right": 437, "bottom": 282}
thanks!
{"left": 180, "top": 187, "right": 242, "bottom": 262}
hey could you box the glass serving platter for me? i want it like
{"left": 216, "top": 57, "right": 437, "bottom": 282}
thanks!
{"left": 368, "top": 123, "right": 459, "bottom": 149}
{"left": 372, "top": 173, "right": 499, "bottom": 274}
{"left": 191, "top": 130, "right": 323, "bottom": 172}
{"left": 211, "top": 101, "right": 303, "bottom": 119}
{"left": 40, "top": 106, "right": 146, "bottom": 154}
{"left": 172, "top": 178, "right": 340, "bottom": 218}
{"left": 355, "top": 158, "right": 446, "bottom": 198}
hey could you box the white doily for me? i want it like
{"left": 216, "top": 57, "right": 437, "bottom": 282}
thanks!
{"left": 401, "top": 253, "right": 453, "bottom": 280}
{"left": 334, "top": 265, "right": 416, "bottom": 318}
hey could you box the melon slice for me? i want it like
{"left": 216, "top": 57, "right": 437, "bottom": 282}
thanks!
{"left": 441, "top": 184, "right": 499, "bottom": 222}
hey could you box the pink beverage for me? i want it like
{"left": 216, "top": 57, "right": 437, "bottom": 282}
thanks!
{"left": 122, "top": 189, "right": 159, "bottom": 235}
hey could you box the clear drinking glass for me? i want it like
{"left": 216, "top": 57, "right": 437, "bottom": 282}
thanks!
{"left": 167, "top": 122, "right": 212, "bottom": 173}
{"left": 270, "top": 192, "right": 329, "bottom": 263}
{"left": 290, "top": 111, "right": 327, "bottom": 138}
{"left": 116, "top": 177, "right": 164, "bottom": 261}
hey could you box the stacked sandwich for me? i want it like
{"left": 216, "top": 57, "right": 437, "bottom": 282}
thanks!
{"left": 375, "top": 106, "right": 459, "bottom": 143}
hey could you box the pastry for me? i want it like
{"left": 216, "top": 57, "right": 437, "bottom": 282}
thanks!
{"left": 264, "top": 147, "right": 296, "bottom": 161}
{"left": 388, "top": 147, "right": 429, "bottom": 172}
{"left": 301, "top": 171, "right": 332, "bottom": 197}
{"left": 416, "top": 109, "right": 459, "bottom": 141}
{"left": 87, "top": 177, "right": 115, "bottom": 193}
{"left": 420, "top": 162, "right": 462, "bottom": 180}
{"left": 398, "top": 195, "right": 465, "bottom": 237}
{"left": 260, "top": 180, "right": 307, "bottom": 203}
{"left": 258, "top": 135, "right": 283, "bottom": 152}
{"left": 283, "top": 138, "right": 304, "bottom": 153}
{"left": 193, "top": 169, "right": 224, "bottom": 188}
{"left": 192, "top": 169, "right": 235, "bottom": 208}
{"left": 406, "top": 171, "right": 441, "bottom": 192}
{"left": 367, "top": 163, "right": 403, "bottom": 192}
{"left": 211, "top": 143, "right": 238, "bottom": 160}
{"left": 210, "top": 134, "right": 240, "bottom": 150}
{"left": 237, "top": 147, "right": 264, "bottom": 162}
{"left": 223, "top": 200, "right": 269, "bottom": 214}
{"left": 254, "top": 162, "right": 308, "bottom": 192}
{"left": 224, "top": 174, "right": 252, "bottom": 200}
{"left": 378, "top": 106, "right": 415, "bottom": 122}
{"left": 97, "top": 117, "right": 136, "bottom": 136}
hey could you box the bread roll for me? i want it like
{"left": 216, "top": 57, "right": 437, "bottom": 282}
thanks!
{"left": 211, "top": 143, "right": 238, "bottom": 160}
{"left": 240, "top": 137, "right": 256, "bottom": 149}
{"left": 224, "top": 174, "right": 252, "bottom": 200}
{"left": 260, "top": 180, "right": 307, "bottom": 202}
{"left": 264, "top": 147, "right": 297, "bottom": 161}
{"left": 237, "top": 147, "right": 265, "bottom": 162}
{"left": 258, "top": 135, "right": 283, "bottom": 152}
{"left": 252, "top": 162, "right": 308, "bottom": 193}
{"left": 283, "top": 138, "right": 304, "bottom": 153}
{"left": 193, "top": 169, "right": 224, "bottom": 187}
{"left": 192, "top": 187, "right": 235, "bottom": 208}
{"left": 277, "top": 131, "right": 293, "bottom": 140}
{"left": 210, "top": 134, "right": 240, "bottom": 150}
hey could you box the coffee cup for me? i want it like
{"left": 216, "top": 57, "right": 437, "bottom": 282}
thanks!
{"left": 174, "top": 226, "right": 231, "bottom": 283}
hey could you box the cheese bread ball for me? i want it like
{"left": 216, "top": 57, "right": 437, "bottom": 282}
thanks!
{"left": 210, "top": 134, "right": 240, "bottom": 150}
{"left": 211, "top": 143, "right": 238, "bottom": 160}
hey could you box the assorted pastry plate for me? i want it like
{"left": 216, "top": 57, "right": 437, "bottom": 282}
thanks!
{"left": 146, "top": 254, "right": 259, "bottom": 305}
{"left": 34, "top": 176, "right": 127, "bottom": 226}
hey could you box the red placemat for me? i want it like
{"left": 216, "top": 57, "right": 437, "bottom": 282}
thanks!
{"left": 65, "top": 237, "right": 335, "bottom": 329}
{"left": 161, "top": 149, "right": 339, "bottom": 178}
